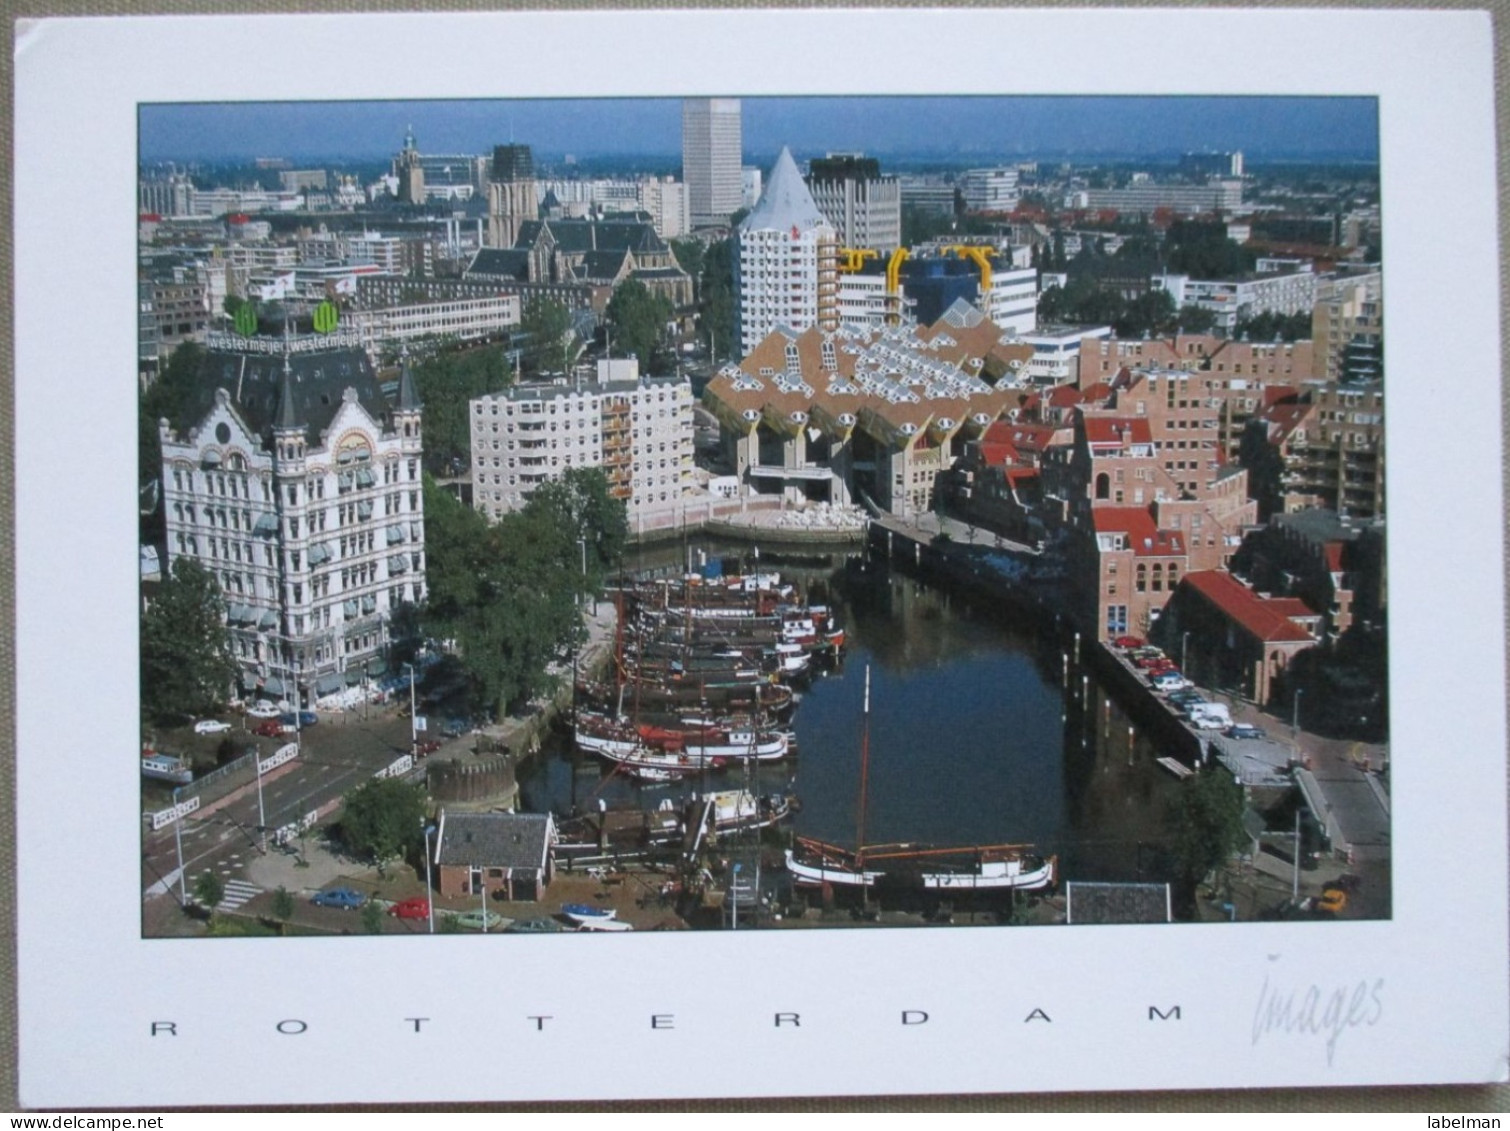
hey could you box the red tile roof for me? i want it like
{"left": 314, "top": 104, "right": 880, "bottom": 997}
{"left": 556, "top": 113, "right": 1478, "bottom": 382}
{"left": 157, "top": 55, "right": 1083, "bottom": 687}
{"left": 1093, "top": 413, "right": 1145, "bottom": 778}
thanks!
{"left": 1083, "top": 416, "right": 1153, "bottom": 446}
{"left": 1091, "top": 507, "right": 1185, "bottom": 557}
{"left": 1181, "top": 571, "right": 1315, "bottom": 643}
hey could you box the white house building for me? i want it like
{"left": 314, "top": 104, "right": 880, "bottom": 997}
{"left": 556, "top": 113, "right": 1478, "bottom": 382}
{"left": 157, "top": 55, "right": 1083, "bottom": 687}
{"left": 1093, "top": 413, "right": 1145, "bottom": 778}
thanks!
{"left": 159, "top": 328, "right": 426, "bottom": 706}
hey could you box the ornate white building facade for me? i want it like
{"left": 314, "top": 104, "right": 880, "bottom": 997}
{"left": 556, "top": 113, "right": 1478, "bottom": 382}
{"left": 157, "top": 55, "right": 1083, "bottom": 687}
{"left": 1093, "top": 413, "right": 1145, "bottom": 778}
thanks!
{"left": 159, "top": 329, "right": 426, "bottom": 706}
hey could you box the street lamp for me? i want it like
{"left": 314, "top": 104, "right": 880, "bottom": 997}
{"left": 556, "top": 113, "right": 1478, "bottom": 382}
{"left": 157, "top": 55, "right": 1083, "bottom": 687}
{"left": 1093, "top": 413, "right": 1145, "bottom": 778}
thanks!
{"left": 402, "top": 662, "right": 418, "bottom": 760}
{"left": 1181, "top": 631, "right": 1190, "bottom": 675}
{"left": 577, "top": 536, "right": 588, "bottom": 612}
{"left": 423, "top": 822, "right": 437, "bottom": 934}
{"left": 1292, "top": 688, "right": 1304, "bottom": 736}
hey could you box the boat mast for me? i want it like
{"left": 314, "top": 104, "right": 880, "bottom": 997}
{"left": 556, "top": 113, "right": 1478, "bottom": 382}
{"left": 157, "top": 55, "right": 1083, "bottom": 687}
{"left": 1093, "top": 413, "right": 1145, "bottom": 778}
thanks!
{"left": 856, "top": 664, "right": 872, "bottom": 908}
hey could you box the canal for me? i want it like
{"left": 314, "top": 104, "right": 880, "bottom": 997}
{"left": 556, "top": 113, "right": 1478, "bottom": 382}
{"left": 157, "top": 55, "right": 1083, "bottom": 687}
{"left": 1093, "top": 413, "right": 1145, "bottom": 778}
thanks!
{"left": 518, "top": 539, "right": 1185, "bottom": 888}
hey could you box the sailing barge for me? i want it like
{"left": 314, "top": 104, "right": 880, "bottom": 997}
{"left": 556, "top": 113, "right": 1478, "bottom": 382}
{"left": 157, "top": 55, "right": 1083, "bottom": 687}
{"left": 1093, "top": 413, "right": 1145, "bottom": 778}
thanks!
{"left": 784, "top": 837, "right": 1058, "bottom": 893}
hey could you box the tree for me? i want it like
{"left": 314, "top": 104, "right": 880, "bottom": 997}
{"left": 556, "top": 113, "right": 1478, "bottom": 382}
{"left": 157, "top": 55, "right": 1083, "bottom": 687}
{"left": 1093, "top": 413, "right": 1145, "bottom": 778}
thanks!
{"left": 1165, "top": 221, "right": 1255, "bottom": 278}
{"left": 139, "top": 341, "right": 207, "bottom": 489}
{"left": 606, "top": 279, "right": 673, "bottom": 374}
{"left": 1176, "top": 304, "right": 1219, "bottom": 334}
{"left": 360, "top": 900, "right": 384, "bottom": 935}
{"left": 193, "top": 869, "right": 225, "bottom": 911}
{"left": 698, "top": 238, "right": 736, "bottom": 361}
{"left": 1234, "top": 311, "right": 1312, "bottom": 343}
{"left": 1112, "top": 289, "right": 1177, "bottom": 339}
{"left": 141, "top": 558, "right": 238, "bottom": 726}
{"left": 337, "top": 777, "right": 427, "bottom": 866}
{"left": 271, "top": 885, "right": 295, "bottom": 932}
{"left": 518, "top": 297, "right": 577, "bottom": 378}
{"left": 1170, "top": 768, "right": 1247, "bottom": 896}
{"left": 420, "top": 471, "right": 604, "bottom": 719}
{"left": 412, "top": 346, "right": 511, "bottom": 476}
{"left": 527, "top": 467, "right": 629, "bottom": 595}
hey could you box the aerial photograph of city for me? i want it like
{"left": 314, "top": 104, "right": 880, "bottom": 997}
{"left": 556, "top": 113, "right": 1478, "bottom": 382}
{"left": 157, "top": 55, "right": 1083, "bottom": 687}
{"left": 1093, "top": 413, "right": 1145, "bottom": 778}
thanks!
{"left": 136, "top": 94, "right": 1389, "bottom": 940}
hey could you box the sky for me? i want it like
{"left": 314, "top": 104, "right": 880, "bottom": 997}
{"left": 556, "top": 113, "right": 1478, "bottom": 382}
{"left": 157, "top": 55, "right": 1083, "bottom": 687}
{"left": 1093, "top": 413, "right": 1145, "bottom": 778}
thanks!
{"left": 139, "top": 96, "right": 1379, "bottom": 166}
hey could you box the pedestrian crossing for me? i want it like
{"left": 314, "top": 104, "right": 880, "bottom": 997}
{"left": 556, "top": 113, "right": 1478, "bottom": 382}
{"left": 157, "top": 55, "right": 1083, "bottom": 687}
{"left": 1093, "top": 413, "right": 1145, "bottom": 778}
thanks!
{"left": 216, "top": 879, "right": 262, "bottom": 912}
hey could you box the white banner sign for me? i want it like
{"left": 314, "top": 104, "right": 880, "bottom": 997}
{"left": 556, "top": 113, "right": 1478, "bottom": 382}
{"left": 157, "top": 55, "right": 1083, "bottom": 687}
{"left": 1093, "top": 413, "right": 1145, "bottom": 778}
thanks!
{"left": 257, "top": 742, "right": 299, "bottom": 775}
{"left": 414, "top": 715, "right": 427, "bottom": 732}
{"left": 373, "top": 755, "right": 414, "bottom": 780}
{"left": 272, "top": 810, "right": 319, "bottom": 846}
{"left": 148, "top": 795, "right": 201, "bottom": 831}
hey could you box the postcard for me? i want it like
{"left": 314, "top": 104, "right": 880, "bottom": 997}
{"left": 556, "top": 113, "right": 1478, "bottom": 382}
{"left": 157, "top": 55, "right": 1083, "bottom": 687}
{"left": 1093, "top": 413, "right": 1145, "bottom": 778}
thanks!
{"left": 12, "top": 7, "right": 1508, "bottom": 1108}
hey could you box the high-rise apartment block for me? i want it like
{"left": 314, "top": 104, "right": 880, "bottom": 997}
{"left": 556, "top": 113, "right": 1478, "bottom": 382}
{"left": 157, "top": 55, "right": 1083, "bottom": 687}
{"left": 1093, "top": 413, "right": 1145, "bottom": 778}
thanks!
{"left": 470, "top": 359, "right": 693, "bottom": 526}
{"left": 806, "top": 154, "right": 902, "bottom": 252}
{"left": 682, "top": 99, "right": 743, "bottom": 229}
{"left": 959, "top": 167, "right": 1021, "bottom": 214}
{"left": 734, "top": 148, "right": 839, "bottom": 356}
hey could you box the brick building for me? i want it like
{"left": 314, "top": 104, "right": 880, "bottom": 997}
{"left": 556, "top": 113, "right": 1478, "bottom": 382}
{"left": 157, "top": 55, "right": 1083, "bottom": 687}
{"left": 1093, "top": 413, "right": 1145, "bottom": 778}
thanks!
{"left": 433, "top": 810, "right": 556, "bottom": 902}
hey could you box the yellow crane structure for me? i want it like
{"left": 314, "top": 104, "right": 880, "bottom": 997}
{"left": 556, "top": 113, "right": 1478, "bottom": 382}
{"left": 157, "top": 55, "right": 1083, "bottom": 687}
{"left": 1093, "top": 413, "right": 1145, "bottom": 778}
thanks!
{"left": 884, "top": 247, "right": 911, "bottom": 324}
{"left": 837, "top": 247, "right": 880, "bottom": 273}
{"left": 944, "top": 244, "right": 994, "bottom": 294}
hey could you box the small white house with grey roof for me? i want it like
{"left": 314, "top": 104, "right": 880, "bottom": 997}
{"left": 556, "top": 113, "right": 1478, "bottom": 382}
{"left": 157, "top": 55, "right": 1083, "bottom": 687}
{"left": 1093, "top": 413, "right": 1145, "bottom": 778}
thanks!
{"left": 434, "top": 809, "right": 556, "bottom": 902}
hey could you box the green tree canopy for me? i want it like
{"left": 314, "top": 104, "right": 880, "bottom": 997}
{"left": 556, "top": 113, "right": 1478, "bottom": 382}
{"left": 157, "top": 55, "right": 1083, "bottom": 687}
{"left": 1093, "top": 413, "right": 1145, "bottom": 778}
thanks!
{"left": 1234, "top": 310, "right": 1312, "bottom": 343}
{"left": 1165, "top": 221, "right": 1256, "bottom": 278}
{"left": 698, "top": 238, "right": 736, "bottom": 362}
{"left": 337, "top": 777, "right": 428, "bottom": 864}
{"left": 1170, "top": 767, "right": 1248, "bottom": 892}
{"left": 518, "top": 297, "right": 578, "bottom": 379}
{"left": 193, "top": 869, "right": 225, "bottom": 911}
{"left": 419, "top": 467, "right": 625, "bottom": 718}
{"left": 412, "top": 346, "right": 511, "bottom": 477}
{"left": 606, "top": 279, "right": 673, "bottom": 374}
{"left": 139, "top": 341, "right": 207, "bottom": 489}
{"left": 1176, "top": 304, "right": 1219, "bottom": 334}
{"left": 141, "top": 557, "right": 238, "bottom": 726}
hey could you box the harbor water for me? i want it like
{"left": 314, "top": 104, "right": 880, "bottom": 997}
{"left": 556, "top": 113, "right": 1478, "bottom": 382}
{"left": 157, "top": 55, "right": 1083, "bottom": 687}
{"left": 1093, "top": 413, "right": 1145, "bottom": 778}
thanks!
{"left": 519, "top": 542, "right": 1184, "bottom": 887}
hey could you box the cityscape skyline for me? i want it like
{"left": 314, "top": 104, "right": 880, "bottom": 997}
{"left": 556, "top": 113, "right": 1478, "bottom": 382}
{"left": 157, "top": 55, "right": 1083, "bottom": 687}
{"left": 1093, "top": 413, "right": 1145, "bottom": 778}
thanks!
{"left": 139, "top": 95, "right": 1379, "bottom": 165}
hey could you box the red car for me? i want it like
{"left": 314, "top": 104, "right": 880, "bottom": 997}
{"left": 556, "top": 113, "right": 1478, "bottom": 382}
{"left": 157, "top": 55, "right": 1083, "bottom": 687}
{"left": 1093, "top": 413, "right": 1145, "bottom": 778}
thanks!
{"left": 388, "top": 897, "right": 431, "bottom": 920}
{"left": 416, "top": 740, "right": 441, "bottom": 758}
{"left": 1133, "top": 652, "right": 1169, "bottom": 669}
{"left": 253, "top": 719, "right": 288, "bottom": 738}
{"left": 1111, "top": 635, "right": 1145, "bottom": 650}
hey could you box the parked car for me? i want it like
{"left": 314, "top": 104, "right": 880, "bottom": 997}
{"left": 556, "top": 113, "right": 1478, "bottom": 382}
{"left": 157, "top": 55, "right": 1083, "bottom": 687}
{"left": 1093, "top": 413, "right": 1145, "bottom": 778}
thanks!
{"left": 1167, "top": 691, "right": 1207, "bottom": 709}
{"left": 1151, "top": 673, "right": 1192, "bottom": 692}
{"left": 451, "top": 909, "right": 509, "bottom": 931}
{"left": 1189, "top": 704, "right": 1232, "bottom": 729}
{"left": 388, "top": 897, "right": 431, "bottom": 920}
{"left": 1226, "top": 723, "right": 1265, "bottom": 740}
{"left": 253, "top": 719, "right": 290, "bottom": 738}
{"left": 1134, "top": 653, "right": 1170, "bottom": 670}
{"left": 1317, "top": 887, "right": 1348, "bottom": 914}
{"left": 193, "top": 719, "right": 231, "bottom": 735}
{"left": 279, "top": 711, "right": 319, "bottom": 728}
{"left": 1111, "top": 635, "right": 1145, "bottom": 651}
{"left": 507, "top": 916, "right": 567, "bottom": 934}
{"left": 246, "top": 701, "right": 280, "bottom": 719}
{"left": 310, "top": 887, "right": 366, "bottom": 910}
{"left": 440, "top": 719, "right": 469, "bottom": 740}
{"left": 416, "top": 740, "right": 441, "bottom": 757}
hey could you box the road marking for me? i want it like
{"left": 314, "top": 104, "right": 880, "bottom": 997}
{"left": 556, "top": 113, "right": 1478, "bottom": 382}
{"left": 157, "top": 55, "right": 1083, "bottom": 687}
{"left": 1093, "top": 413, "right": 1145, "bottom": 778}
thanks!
{"left": 217, "top": 880, "right": 262, "bottom": 912}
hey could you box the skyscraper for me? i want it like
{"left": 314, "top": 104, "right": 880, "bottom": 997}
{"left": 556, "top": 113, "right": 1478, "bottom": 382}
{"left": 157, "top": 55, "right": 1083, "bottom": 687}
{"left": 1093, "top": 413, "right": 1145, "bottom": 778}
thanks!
{"left": 734, "top": 147, "right": 839, "bottom": 355}
{"left": 682, "top": 98, "right": 742, "bottom": 230}
{"left": 806, "top": 153, "right": 902, "bottom": 252}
